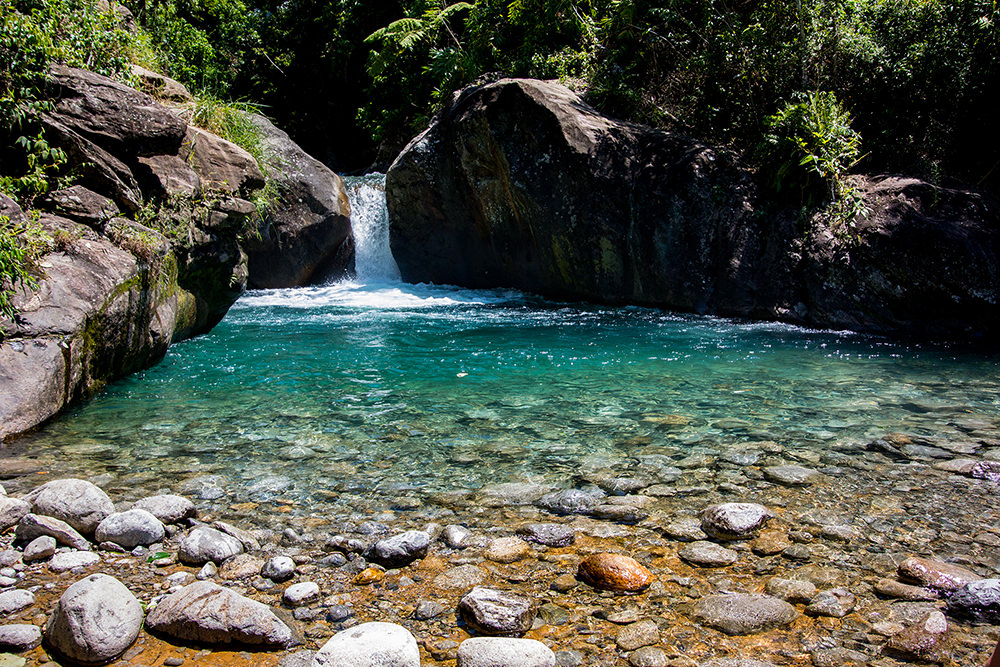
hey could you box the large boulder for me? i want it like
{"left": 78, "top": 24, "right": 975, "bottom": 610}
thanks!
{"left": 312, "top": 622, "right": 419, "bottom": 667}
{"left": 23, "top": 479, "right": 114, "bottom": 536}
{"left": 145, "top": 580, "right": 299, "bottom": 648}
{"left": 243, "top": 115, "right": 354, "bottom": 288}
{"left": 45, "top": 574, "right": 143, "bottom": 664}
{"left": 386, "top": 78, "right": 1000, "bottom": 339}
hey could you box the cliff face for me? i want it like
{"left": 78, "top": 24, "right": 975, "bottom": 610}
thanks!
{"left": 386, "top": 78, "right": 1000, "bottom": 340}
{"left": 0, "top": 66, "right": 353, "bottom": 440}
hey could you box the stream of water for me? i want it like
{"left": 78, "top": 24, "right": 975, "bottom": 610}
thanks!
{"left": 8, "top": 174, "right": 1000, "bottom": 526}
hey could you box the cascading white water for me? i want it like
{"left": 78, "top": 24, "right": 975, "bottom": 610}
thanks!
{"left": 345, "top": 173, "right": 401, "bottom": 282}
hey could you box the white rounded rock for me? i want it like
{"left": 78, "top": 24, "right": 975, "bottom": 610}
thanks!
{"left": 45, "top": 573, "right": 143, "bottom": 663}
{"left": 179, "top": 526, "right": 244, "bottom": 565}
{"left": 313, "top": 622, "right": 419, "bottom": 667}
{"left": 262, "top": 556, "right": 296, "bottom": 582}
{"left": 283, "top": 582, "right": 320, "bottom": 607}
{"left": 0, "top": 589, "right": 35, "bottom": 616}
{"left": 457, "top": 637, "right": 556, "bottom": 667}
{"left": 95, "top": 509, "right": 165, "bottom": 549}
{"left": 131, "top": 495, "right": 197, "bottom": 524}
{"left": 49, "top": 551, "right": 101, "bottom": 573}
{"left": 23, "top": 479, "right": 114, "bottom": 535}
{"left": 22, "top": 536, "right": 57, "bottom": 562}
{"left": 0, "top": 623, "right": 43, "bottom": 651}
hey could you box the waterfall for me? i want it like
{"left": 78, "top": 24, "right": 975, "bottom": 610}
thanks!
{"left": 345, "top": 173, "right": 401, "bottom": 282}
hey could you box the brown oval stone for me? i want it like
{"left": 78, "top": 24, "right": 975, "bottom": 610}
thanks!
{"left": 577, "top": 553, "right": 653, "bottom": 593}
{"left": 897, "top": 556, "right": 982, "bottom": 592}
{"left": 352, "top": 567, "right": 385, "bottom": 585}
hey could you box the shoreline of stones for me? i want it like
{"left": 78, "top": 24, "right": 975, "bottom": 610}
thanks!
{"left": 2, "top": 474, "right": 1000, "bottom": 666}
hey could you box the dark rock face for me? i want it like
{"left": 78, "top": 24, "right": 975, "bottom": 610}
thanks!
{"left": 243, "top": 115, "right": 353, "bottom": 288}
{"left": 386, "top": 78, "right": 1000, "bottom": 339}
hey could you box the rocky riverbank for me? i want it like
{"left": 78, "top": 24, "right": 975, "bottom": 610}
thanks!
{"left": 0, "top": 65, "right": 353, "bottom": 440}
{"left": 3, "top": 424, "right": 1000, "bottom": 667}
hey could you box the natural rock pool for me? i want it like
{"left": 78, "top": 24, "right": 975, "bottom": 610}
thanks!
{"left": 7, "top": 220, "right": 1000, "bottom": 527}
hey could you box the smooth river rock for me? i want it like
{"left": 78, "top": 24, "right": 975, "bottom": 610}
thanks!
{"left": 23, "top": 479, "right": 114, "bottom": 535}
{"left": 94, "top": 508, "right": 165, "bottom": 549}
{"left": 700, "top": 503, "right": 773, "bottom": 540}
{"left": 263, "top": 555, "right": 297, "bottom": 582}
{"left": 48, "top": 551, "right": 101, "bottom": 573}
{"left": 131, "top": 494, "right": 197, "bottom": 524}
{"left": 0, "top": 591, "right": 34, "bottom": 617}
{"left": 457, "top": 637, "right": 556, "bottom": 667}
{"left": 0, "top": 499, "right": 30, "bottom": 532}
{"left": 691, "top": 593, "right": 798, "bottom": 635}
{"left": 946, "top": 578, "right": 1000, "bottom": 623}
{"left": 678, "top": 541, "right": 738, "bottom": 567}
{"left": 484, "top": 537, "right": 531, "bottom": 563}
{"left": 577, "top": 553, "right": 654, "bottom": 593}
{"left": 369, "top": 530, "right": 431, "bottom": 567}
{"left": 516, "top": 523, "right": 575, "bottom": 547}
{"left": 312, "top": 622, "right": 419, "bottom": 667}
{"left": 0, "top": 624, "right": 42, "bottom": 652}
{"left": 146, "top": 580, "right": 298, "bottom": 648}
{"left": 45, "top": 574, "right": 143, "bottom": 664}
{"left": 15, "top": 514, "right": 90, "bottom": 551}
{"left": 21, "top": 536, "right": 56, "bottom": 563}
{"left": 458, "top": 587, "right": 537, "bottom": 636}
{"left": 897, "top": 556, "right": 982, "bottom": 592}
{"left": 178, "top": 526, "right": 244, "bottom": 565}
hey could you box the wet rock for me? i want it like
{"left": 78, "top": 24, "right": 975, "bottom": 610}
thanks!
{"left": 662, "top": 517, "right": 708, "bottom": 542}
{"left": 94, "top": 508, "right": 165, "bottom": 549}
{"left": 45, "top": 573, "right": 143, "bottom": 664}
{"left": 700, "top": 503, "right": 773, "bottom": 540}
{"left": 0, "top": 624, "right": 42, "bottom": 652}
{"left": 484, "top": 537, "right": 531, "bottom": 563}
{"left": 538, "top": 489, "right": 604, "bottom": 515}
{"left": 457, "top": 637, "right": 556, "bottom": 667}
{"left": 23, "top": 478, "right": 114, "bottom": 535}
{"left": 701, "top": 660, "right": 778, "bottom": 667}
{"left": 0, "top": 590, "right": 34, "bottom": 616}
{"left": 49, "top": 551, "right": 101, "bottom": 573}
{"left": 283, "top": 582, "right": 320, "bottom": 607}
{"left": 433, "top": 565, "right": 488, "bottom": 590}
{"left": 615, "top": 619, "right": 660, "bottom": 651}
{"left": 263, "top": 556, "right": 296, "bottom": 582}
{"left": 444, "top": 525, "right": 471, "bottom": 548}
{"left": 517, "top": 523, "right": 575, "bottom": 547}
{"left": 597, "top": 477, "right": 650, "bottom": 496}
{"left": 15, "top": 514, "right": 90, "bottom": 551}
{"left": 805, "top": 588, "right": 856, "bottom": 617}
{"left": 458, "top": 587, "right": 537, "bottom": 636}
{"left": 352, "top": 568, "right": 384, "bottom": 586}
{"left": 146, "top": 580, "right": 298, "bottom": 648}
{"left": 946, "top": 578, "right": 1000, "bottom": 623}
{"left": 479, "top": 483, "right": 550, "bottom": 507}
{"left": 577, "top": 553, "right": 654, "bottom": 593}
{"left": 551, "top": 574, "right": 577, "bottom": 592}
{"left": 326, "top": 605, "right": 354, "bottom": 622}
{"left": 764, "top": 577, "right": 816, "bottom": 604}
{"left": 691, "top": 594, "right": 798, "bottom": 635}
{"left": 212, "top": 521, "right": 260, "bottom": 551}
{"left": 0, "top": 499, "right": 30, "bottom": 533}
{"left": 131, "top": 495, "right": 197, "bottom": 524}
{"left": 781, "top": 544, "right": 812, "bottom": 561}
{"left": 414, "top": 600, "right": 446, "bottom": 621}
{"left": 762, "top": 465, "right": 820, "bottom": 486}
{"left": 750, "top": 531, "right": 791, "bottom": 556}
{"left": 591, "top": 504, "right": 648, "bottom": 523}
{"left": 369, "top": 530, "right": 431, "bottom": 567}
{"left": 810, "top": 647, "right": 868, "bottom": 667}
{"left": 898, "top": 556, "right": 982, "bottom": 592}
{"left": 178, "top": 526, "right": 244, "bottom": 565}
{"left": 678, "top": 541, "right": 738, "bottom": 567}
{"left": 21, "top": 536, "right": 56, "bottom": 563}
{"left": 885, "top": 611, "right": 952, "bottom": 664}
{"left": 875, "top": 578, "right": 937, "bottom": 601}
{"left": 312, "top": 622, "right": 419, "bottom": 667}
{"left": 218, "top": 554, "right": 265, "bottom": 580}
{"left": 970, "top": 460, "right": 1000, "bottom": 481}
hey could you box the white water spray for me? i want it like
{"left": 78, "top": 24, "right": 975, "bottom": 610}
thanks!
{"left": 345, "top": 173, "right": 401, "bottom": 282}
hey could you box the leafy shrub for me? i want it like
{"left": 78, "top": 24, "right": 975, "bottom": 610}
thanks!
{"left": 761, "top": 91, "right": 862, "bottom": 203}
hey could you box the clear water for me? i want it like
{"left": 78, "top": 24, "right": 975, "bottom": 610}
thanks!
{"left": 8, "top": 176, "right": 1000, "bottom": 525}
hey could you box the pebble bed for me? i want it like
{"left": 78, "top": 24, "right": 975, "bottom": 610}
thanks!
{"left": 3, "top": 423, "right": 1000, "bottom": 667}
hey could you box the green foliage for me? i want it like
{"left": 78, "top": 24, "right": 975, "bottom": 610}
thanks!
{"left": 187, "top": 94, "right": 269, "bottom": 168}
{"left": 0, "top": 213, "right": 51, "bottom": 335}
{"left": 762, "top": 91, "right": 862, "bottom": 202}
